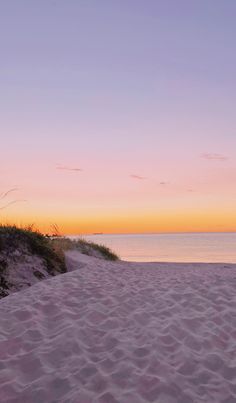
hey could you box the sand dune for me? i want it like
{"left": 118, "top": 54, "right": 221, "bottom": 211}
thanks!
{"left": 1, "top": 251, "right": 236, "bottom": 402}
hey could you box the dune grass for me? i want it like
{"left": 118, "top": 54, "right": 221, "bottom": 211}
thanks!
{"left": 0, "top": 225, "right": 67, "bottom": 275}
{"left": 0, "top": 226, "right": 118, "bottom": 298}
{"left": 0, "top": 225, "right": 119, "bottom": 265}
{"left": 51, "top": 237, "right": 119, "bottom": 261}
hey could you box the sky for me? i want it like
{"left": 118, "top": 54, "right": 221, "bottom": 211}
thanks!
{"left": 1, "top": 0, "right": 236, "bottom": 234}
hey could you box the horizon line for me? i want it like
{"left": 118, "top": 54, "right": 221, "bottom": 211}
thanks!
{"left": 68, "top": 231, "right": 236, "bottom": 236}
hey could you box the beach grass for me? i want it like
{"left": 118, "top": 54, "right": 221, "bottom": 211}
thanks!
{"left": 0, "top": 225, "right": 118, "bottom": 264}
{"left": 0, "top": 225, "right": 67, "bottom": 275}
{"left": 0, "top": 225, "right": 118, "bottom": 298}
{"left": 51, "top": 236, "right": 119, "bottom": 261}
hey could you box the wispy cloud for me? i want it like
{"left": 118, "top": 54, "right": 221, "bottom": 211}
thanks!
{"left": 200, "top": 153, "right": 228, "bottom": 161}
{"left": 56, "top": 165, "right": 83, "bottom": 172}
{"left": 130, "top": 174, "right": 147, "bottom": 180}
{"left": 159, "top": 181, "right": 169, "bottom": 186}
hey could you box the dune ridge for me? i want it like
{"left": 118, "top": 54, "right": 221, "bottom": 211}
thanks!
{"left": 0, "top": 251, "right": 236, "bottom": 402}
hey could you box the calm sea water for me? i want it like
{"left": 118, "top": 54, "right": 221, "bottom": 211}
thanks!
{"left": 79, "top": 233, "right": 236, "bottom": 263}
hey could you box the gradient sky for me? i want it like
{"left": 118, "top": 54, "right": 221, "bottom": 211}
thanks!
{"left": 1, "top": 1, "right": 236, "bottom": 234}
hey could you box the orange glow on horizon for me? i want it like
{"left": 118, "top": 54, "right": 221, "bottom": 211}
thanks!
{"left": 1, "top": 145, "right": 236, "bottom": 236}
{"left": 2, "top": 206, "right": 236, "bottom": 235}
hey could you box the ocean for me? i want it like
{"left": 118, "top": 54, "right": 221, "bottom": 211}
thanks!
{"left": 79, "top": 233, "right": 236, "bottom": 263}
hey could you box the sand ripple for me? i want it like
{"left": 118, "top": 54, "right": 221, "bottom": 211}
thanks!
{"left": 0, "top": 252, "right": 236, "bottom": 402}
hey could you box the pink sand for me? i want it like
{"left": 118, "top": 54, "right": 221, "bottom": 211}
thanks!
{"left": 0, "top": 251, "right": 236, "bottom": 402}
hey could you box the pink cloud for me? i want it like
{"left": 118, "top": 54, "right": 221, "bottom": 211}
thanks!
{"left": 200, "top": 153, "right": 228, "bottom": 161}
{"left": 56, "top": 165, "right": 83, "bottom": 172}
{"left": 130, "top": 174, "right": 147, "bottom": 180}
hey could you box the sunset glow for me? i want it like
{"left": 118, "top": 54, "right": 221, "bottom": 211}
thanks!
{"left": 1, "top": 1, "right": 236, "bottom": 234}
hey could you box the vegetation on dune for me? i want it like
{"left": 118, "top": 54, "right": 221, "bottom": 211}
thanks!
{"left": 51, "top": 237, "right": 119, "bottom": 261}
{"left": 0, "top": 225, "right": 118, "bottom": 265}
{"left": 0, "top": 258, "right": 11, "bottom": 298}
{"left": 0, "top": 225, "right": 118, "bottom": 263}
{"left": 0, "top": 225, "right": 67, "bottom": 275}
{"left": 0, "top": 190, "right": 118, "bottom": 262}
{"left": 0, "top": 225, "right": 118, "bottom": 298}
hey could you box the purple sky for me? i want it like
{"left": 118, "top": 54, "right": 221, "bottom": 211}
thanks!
{"left": 1, "top": 1, "right": 236, "bottom": 233}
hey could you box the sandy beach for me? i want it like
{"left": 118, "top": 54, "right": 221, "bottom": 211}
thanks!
{"left": 1, "top": 251, "right": 236, "bottom": 402}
